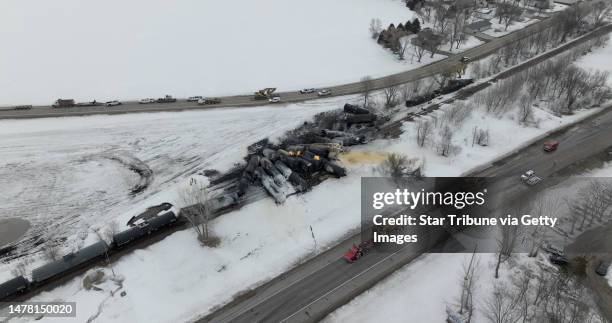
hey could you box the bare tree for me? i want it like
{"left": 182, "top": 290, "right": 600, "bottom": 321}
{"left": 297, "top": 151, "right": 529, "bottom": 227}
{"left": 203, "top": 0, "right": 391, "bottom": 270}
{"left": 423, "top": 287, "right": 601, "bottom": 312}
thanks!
{"left": 497, "top": 3, "right": 523, "bottom": 31}
{"left": 459, "top": 249, "right": 480, "bottom": 322}
{"left": 525, "top": 197, "right": 558, "bottom": 257}
{"left": 591, "top": 1, "right": 612, "bottom": 27}
{"left": 102, "top": 220, "right": 120, "bottom": 244}
{"left": 437, "top": 125, "right": 454, "bottom": 157}
{"left": 494, "top": 224, "right": 521, "bottom": 279}
{"left": 448, "top": 12, "right": 466, "bottom": 51}
{"left": 360, "top": 76, "right": 375, "bottom": 108}
{"left": 180, "top": 181, "right": 216, "bottom": 246}
{"left": 380, "top": 153, "right": 417, "bottom": 179}
{"left": 416, "top": 28, "right": 444, "bottom": 58}
{"left": 11, "top": 261, "right": 27, "bottom": 277}
{"left": 397, "top": 36, "right": 411, "bottom": 60}
{"left": 409, "top": 78, "right": 422, "bottom": 98}
{"left": 42, "top": 244, "right": 61, "bottom": 261}
{"left": 412, "top": 38, "right": 427, "bottom": 62}
{"left": 517, "top": 94, "right": 534, "bottom": 125}
{"left": 383, "top": 77, "right": 401, "bottom": 108}
{"left": 416, "top": 119, "right": 433, "bottom": 147}
{"left": 444, "top": 101, "right": 471, "bottom": 126}
{"left": 369, "top": 18, "right": 382, "bottom": 39}
{"left": 484, "top": 284, "right": 522, "bottom": 323}
{"left": 472, "top": 127, "right": 489, "bottom": 147}
{"left": 561, "top": 65, "right": 589, "bottom": 113}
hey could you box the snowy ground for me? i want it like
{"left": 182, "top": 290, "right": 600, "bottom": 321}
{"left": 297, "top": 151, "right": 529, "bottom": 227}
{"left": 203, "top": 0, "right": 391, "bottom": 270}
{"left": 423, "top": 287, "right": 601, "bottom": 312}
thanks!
{"left": 323, "top": 253, "right": 497, "bottom": 323}
{"left": 0, "top": 0, "right": 414, "bottom": 106}
{"left": 576, "top": 41, "right": 612, "bottom": 85}
{"left": 484, "top": 17, "right": 539, "bottom": 38}
{"left": 0, "top": 98, "right": 347, "bottom": 279}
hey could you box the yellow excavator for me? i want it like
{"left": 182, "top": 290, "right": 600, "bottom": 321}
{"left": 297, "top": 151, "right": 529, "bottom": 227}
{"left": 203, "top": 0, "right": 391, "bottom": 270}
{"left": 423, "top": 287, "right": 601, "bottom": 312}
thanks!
{"left": 254, "top": 88, "right": 276, "bottom": 100}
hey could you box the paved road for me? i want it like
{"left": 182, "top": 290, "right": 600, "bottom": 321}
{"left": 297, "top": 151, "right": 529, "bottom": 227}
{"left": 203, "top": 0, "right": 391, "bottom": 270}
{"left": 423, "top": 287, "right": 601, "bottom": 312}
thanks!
{"left": 0, "top": 15, "right": 561, "bottom": 120}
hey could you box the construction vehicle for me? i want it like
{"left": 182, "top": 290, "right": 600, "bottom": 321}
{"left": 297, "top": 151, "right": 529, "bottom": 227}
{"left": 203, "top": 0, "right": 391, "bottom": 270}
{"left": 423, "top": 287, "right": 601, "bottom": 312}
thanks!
{"left": 543, "top": 140, "right": 559, "bottom": 152}
{"left": 343, "top": 240, "right": 374, "bottom": 263}
{"left": 157, "top": 95, "right": 177, "bottom": 103}
{"left": 254, "top": 88, "right": 276, "bottom": 100}
{"left": 52, "top": 99, "right": 75, "bottom": 108}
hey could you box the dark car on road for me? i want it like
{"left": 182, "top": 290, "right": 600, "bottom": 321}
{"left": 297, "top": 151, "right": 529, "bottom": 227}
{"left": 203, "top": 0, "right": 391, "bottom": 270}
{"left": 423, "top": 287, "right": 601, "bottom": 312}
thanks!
{"left": 595, "top": 260, "right": 610, "bottom": 276}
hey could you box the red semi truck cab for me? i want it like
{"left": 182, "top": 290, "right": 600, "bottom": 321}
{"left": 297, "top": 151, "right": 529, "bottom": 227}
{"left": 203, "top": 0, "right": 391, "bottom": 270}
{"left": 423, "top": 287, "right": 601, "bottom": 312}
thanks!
{"left": 543, "top": 140, "right": 559, "bottom": 152}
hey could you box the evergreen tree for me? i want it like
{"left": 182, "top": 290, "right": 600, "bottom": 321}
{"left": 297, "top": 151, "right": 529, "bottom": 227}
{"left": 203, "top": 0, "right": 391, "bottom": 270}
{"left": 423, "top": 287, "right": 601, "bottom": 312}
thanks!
{"left": 412, "top": 18, "right": 421, "bottom": 33}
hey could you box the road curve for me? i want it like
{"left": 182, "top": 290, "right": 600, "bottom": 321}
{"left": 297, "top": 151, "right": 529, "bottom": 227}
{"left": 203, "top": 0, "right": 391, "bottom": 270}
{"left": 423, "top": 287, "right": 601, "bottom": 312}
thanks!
{"left": 0, "top": 15, "right": 560, "bottom": 120}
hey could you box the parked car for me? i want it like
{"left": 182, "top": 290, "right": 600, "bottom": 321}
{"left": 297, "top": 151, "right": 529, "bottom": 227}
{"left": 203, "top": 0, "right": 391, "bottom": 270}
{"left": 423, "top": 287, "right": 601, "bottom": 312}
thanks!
{"left": 595, "top": 260, "right": 610, "bottom": 276}
{"left": 269, "top": 96, "right": 281, "bottom": 103}
{"left": 300, "top": 88, "right": 315, "bottom": 94}
{"left": 139, "top": 98, "right": 156, "bottom": 104}
{"left": 460, "top": 56, "right": 471, "bottom": 62}
{"left": 187, "top": 96, "right": 203, "bottom": 102}
{"left": 317, "top": 89, "right": 332, "bottom": 97}
{"left": 13, "top": 105, "right": 32, "bottom": 110}
{"left": 105, "top": 100, "right": 121, "bottom": 107}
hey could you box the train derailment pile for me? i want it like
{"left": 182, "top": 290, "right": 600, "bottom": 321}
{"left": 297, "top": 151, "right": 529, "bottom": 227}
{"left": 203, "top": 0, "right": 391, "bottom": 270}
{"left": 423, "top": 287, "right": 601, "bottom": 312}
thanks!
{"left": 232, "top": 103, "right": 385, "bottom": 204}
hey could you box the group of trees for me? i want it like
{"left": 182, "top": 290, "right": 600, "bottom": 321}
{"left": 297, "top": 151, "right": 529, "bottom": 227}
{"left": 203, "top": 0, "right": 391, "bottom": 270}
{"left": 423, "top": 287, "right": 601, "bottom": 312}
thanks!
{"left": 566, "top": 180, "right": 612, "bottom": 235}
{"left": 496, "top": 2, "right": 523, "bottom": 31}
{"left": 472, "top": 36, "right": 610, "bottom": 123}
{"left": 469, "top": 192, "right": 606, "bottom": 323}
{"left": 472, "top": 1, "right": 611, "bottom": 80}
{"left": 410, "top": 29, "right": 609, "bottom": 157}
{"left": 484, "top": 264, "right": 607, "bottom": 323}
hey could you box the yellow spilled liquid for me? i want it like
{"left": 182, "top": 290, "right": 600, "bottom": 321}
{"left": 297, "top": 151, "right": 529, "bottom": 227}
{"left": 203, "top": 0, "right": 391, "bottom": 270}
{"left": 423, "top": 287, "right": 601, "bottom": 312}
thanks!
{"left": 339, "top": 150, "right": 388, "bottom": 165}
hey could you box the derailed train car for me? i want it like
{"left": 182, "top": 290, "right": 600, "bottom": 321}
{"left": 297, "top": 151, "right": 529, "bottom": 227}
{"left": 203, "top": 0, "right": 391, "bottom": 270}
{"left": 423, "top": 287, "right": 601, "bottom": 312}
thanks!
{"left": 114, "top": 211, "right": 177, "bottom": 247}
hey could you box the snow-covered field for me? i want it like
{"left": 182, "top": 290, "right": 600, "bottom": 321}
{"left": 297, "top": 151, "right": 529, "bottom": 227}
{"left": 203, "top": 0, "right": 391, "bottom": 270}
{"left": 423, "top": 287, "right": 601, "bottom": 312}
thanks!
{"left": 0, "top": 0, "right": 414, "bottom": 106}
{"left": 0, "top": 99, "right": 344, "bottom": 278}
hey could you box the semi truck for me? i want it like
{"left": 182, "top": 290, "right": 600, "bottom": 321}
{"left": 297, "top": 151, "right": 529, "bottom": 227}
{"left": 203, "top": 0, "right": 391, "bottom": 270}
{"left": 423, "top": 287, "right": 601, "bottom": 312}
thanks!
{"left": 52, "top": 99, "right": 75, "bottom": 108}
{"left": 157, "top": 95, "right": 177, "bottom": 103}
